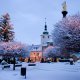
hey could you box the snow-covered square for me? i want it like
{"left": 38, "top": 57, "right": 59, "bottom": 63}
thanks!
{"left": 0, "top": 62, "right": 80, "bottom": 80}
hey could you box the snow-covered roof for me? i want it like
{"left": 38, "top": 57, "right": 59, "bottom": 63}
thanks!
{"left": 72, "top": 53, "right": 80, "bottom": 58}
{"left": 30, "top": 45, "right": 42, "bottom": 51}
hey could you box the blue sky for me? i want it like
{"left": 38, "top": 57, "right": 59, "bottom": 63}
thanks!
{"left": 0, "top": 0, "right": 80, "bottom": 45}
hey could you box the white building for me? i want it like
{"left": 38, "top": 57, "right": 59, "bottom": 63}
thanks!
{"left": 29, "top": 20, "right": 53, "bottom": 61}
{"left": 41, "top": 20, "right": 53, "bottom": 51}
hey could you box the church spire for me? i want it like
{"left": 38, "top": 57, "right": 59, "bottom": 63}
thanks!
{"left": 43, "top": 18, "right": 48, "bottom": 34}
{"left": 44, "top": 18, "right": 47, "bottom": 31}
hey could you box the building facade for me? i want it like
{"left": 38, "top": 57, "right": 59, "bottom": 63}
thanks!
{"left": 29, "top": 20, "right": 53, "bottom": 62}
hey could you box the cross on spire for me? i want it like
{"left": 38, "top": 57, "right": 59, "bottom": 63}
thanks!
{"left": 44, "top": 18, "right": 47, "bottom": 31}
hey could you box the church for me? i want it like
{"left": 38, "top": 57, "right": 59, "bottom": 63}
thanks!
{"left": 29, "top": 19, "right": 53, "bottom": 62}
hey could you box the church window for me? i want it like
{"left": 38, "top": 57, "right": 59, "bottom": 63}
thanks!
{"left": 48, "top": 36, "right": 49, "bottom": 38}
{"left": 43, "top": 36, "right": 45, "bottom": 38}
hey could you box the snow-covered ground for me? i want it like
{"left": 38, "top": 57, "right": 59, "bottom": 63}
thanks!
{"left": 0, "top": 62, "right": 80, "bottom": 80}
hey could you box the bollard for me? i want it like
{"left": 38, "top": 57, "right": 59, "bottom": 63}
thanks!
{"left": 70, "top": 61, "right": 73, "bottom": 65}
{"left": 21, "top": 67, "right": 26, "bottom": 79}
{"left": 70, "top": 58, "right": 73, "bottom": 65}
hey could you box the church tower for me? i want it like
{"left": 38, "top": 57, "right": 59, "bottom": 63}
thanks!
{"left": 41, "top": 18, "right": 51, "bottom": 50}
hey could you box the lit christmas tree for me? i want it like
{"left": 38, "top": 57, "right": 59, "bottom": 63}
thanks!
{"left": 0, "top": 13, "right": 14, "bottom": 42}
{"left": 0, "top": 13, "right": 29, "bottom": 58}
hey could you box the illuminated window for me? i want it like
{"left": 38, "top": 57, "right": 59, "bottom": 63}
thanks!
{"left": 37, "top": 53, "right": 39, "bottom": 56}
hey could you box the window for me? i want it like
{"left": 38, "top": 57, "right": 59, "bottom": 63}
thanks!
{"left": 37, "top": 53, "right": 39, "bottom": 56}
{"left": 48, "top": 36, "right": 49, "bottom": 38}
{"left": 43, "top": 36, "right": 45, "bottom": 38}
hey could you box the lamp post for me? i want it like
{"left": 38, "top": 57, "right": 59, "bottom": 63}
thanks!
{"left": 13, "top": 50, "right": 16, "bottom": 70}
{"left": 13, "top": 56, "right": 15, "bottom": 70}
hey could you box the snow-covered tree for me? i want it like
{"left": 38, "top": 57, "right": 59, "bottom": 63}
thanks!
{"left": 0, "top": 42, "right": 29, "bottom": 57}
{"left": 0, "top": 13, "right": 14, "bottom": 42}
{"left": 0, "top": 13, "right": 30, "bottom": 59}
{"left": 43, "top": 46, "right": 60, "bottom": 58}
{"left": 52, "top": 14, "right": 80, "bottom": 56}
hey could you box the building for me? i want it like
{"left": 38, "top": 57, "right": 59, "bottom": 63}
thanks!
{"left": 30, "top": 45, "right": 42, "bottom": 62}
{"left": 41, "top": 19, "right": 53, "bottom": 51}
{"left": 29, "top": 19, "right": 53, "bottom": 62}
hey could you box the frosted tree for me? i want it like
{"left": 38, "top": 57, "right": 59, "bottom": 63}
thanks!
{"left": 0, "top": 13, "right": 14, "bottom": 42}
{"left": 52, "top": 14, "right": 80, "bottom": 56}
{"left": 0, "top": 42, "right": 29, "bottom": 57}
{"left": 43, "top": 46, "right": 60, "bottom": 58}
{"left": 0, "top": 13, "right": 29, "bottom": 57}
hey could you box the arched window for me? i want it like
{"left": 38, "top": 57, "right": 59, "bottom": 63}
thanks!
{"left": 48, "top": 36, "right": 49, "bottom": 38}
{"left": 43, "top": 36, "right": 45, "bottom": 38}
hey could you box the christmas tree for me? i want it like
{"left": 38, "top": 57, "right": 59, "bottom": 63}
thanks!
{"left": 0, "top": 13, "right": 14, "bottom": 42}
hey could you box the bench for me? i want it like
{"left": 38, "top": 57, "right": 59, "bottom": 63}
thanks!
{"left": 15, "top": 64, "right": 22, "bottom": 67}
{"left": 59, "top": 59, "right": 70, "bottom": 62}
{"left": 2, "top": 65, "right": 10, "bottom": 70}
{"left": 28, "top": 63, "right": 36, "bottom": 66}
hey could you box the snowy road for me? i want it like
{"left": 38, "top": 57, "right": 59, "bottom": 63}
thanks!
{"left": 0, "top": 62, "right": 80, "bottom": 80}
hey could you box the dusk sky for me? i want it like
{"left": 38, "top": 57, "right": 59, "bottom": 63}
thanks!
{"left": 0, "top": 0, "right": 80, "bottom": 45}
